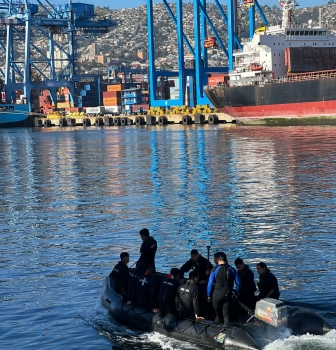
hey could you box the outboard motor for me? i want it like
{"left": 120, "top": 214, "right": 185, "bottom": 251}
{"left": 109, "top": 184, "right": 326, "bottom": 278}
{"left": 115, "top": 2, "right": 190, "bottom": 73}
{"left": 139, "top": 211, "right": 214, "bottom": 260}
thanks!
{"left": 255, "top": 298, "right": 288, "bottom": 327}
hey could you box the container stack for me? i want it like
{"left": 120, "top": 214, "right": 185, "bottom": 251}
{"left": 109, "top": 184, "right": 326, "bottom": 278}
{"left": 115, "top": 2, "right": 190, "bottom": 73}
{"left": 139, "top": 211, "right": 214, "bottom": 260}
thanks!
{"left": 103, "top": 84, "right": 124, "bottom": 113}
{"left": 56, "top": 87, "right": 73, "bottom": 109}
{"left": 39, "top": 89, "right": 54, "bottom": 114}
{"left": 77, "top": 82, "right": 99, "bottom": 108}
{"left": 122, "top": 88, "right": 143, "bottom": 113}
{"left": 169, "top": 78, "right": 179, "bottom": 100}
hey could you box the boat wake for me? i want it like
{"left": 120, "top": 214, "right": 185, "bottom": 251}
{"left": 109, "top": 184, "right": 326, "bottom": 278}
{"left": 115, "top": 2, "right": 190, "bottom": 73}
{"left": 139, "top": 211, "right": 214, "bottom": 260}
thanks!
{"left": 81, "top": 301, "right": 198, "bottom": 350}
{"left": 264, "top": 329, "right": 336, "bottom": 350}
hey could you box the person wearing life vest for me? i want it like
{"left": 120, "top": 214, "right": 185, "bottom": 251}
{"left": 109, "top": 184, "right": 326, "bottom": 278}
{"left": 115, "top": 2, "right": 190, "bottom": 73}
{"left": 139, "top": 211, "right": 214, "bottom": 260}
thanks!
{"left": 139, "top": 228, "right": 157, "bottom": 271}
{"left": 207, "top": 252, "right": 241, "bottom": 325}
{"left": 127, "top": 260, "right": 146, "bottom": 305}
{"left": 176, "top": 271, "right": 204, "bottom": 320}
{"left": 110, "top": 252, "right": 130, "bottom": 298}
{"left": 136, "top": 265, "right": 158, "bottom": 310}
{"left": 154, "top": 267, "right": 180, "bottom": 316}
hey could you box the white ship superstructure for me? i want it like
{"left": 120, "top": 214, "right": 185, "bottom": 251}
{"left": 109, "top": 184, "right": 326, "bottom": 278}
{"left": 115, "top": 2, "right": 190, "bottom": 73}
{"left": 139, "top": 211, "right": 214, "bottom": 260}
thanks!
{"left": 229, "top": 0, "right": 336, "bottom": 85}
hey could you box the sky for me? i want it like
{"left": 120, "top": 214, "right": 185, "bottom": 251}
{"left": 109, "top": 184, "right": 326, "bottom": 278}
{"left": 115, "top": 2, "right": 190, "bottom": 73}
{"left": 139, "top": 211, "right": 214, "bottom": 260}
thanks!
{"left": 106, "top": 1, "right": 329, "bottom": 11}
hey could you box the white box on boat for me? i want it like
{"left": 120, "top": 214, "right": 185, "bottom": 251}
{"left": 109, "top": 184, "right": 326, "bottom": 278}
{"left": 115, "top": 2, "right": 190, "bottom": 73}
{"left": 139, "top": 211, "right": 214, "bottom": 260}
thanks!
{"left": 255, "top": 298, "right": 287, "bottom": 327}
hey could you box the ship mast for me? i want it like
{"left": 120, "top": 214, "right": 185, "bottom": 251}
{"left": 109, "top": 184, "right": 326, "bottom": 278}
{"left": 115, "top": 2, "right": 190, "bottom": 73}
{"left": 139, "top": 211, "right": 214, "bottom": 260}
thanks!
{"left": 279, "top": 0, "right": 297, "bottom": 29}
{"left": 280, "top": 1, "right": 293, "bottom": 29}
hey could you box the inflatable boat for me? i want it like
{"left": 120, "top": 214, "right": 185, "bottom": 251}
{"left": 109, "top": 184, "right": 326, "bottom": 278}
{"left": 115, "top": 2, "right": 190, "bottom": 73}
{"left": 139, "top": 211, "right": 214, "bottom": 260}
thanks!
{"left": 101, "top": 273, "right": 333, "bottom": 350}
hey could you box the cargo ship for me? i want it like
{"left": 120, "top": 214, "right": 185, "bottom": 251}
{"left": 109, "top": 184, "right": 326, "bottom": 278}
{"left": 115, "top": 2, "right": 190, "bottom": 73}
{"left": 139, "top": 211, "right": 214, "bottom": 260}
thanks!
{"left": 204, "top": 1, "right": 336, "bottom": 124}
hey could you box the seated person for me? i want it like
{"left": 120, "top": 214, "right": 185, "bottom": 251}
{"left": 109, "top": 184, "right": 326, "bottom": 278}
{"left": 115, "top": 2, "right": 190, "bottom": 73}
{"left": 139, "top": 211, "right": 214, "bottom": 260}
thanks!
{"left": 110, "top": 252, "right": 130, "bottom": 297}
{"left": 175, "top": 271, "right": 203, "bottom": 320}
{"left": 127, "top": 260, "right": 146, "bottom": 304}
{"left": 154, "top": 268, "right": 180, "bottom": 316}
{"left": 180, "top": 249, "right": 213, "bottom": 284}
{"left": 136, "top": 265, "right": 158, "bottom": 310}
{"left": 256, "top": 262, "right": 280, "bottom": 300}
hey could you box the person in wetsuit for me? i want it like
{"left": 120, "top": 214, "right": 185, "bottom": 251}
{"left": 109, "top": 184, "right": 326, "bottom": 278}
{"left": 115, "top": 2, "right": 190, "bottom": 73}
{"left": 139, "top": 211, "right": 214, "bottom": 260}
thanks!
{"left": 127, "top": 259, "right": 146, "bottom": 305}
{"left": 154, "top": 267, "right": 180, "bottom": 316}
{"left": 234, "top": 257, "right": 256, "bottom": 309}
{"left": 211, "top": 251, "right": 225, "bottom": 273}
{"left": 180, "top": 249, "right": 213, "bottom": 284}
{"left": 110, "top": 252, "right": 130, "bottom": 298}
{"left": 256, "top": 262, "right": 280, "bottom": 300}
{"left": 139, "top": 228, "right": 157, "bottom": 271}
{"left": 136, "top": 265, "right": 158, "bottom": 310}
{"left": 176, "top": 271, "right": 203, "bottom": 320}
{"left": 207, "top": 252, "right": 241, "bottom": 326}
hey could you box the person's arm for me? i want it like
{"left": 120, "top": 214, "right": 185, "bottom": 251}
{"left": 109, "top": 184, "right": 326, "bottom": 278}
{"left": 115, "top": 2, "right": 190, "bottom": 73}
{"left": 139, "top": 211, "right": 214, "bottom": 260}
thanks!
{"left": 229, "top": 266, "right": 241, "bottom": 294}
{"left": 180, "top": 259, "right": 192, "bottom": 276}
{"left": 122, "top": 269, "right": 129, "bottom": 296}
{"left": 192, "top": 286, "right": 200, "bottom": 317}
{"left": 207, "top": 270, "right": 216, "bottom": 298}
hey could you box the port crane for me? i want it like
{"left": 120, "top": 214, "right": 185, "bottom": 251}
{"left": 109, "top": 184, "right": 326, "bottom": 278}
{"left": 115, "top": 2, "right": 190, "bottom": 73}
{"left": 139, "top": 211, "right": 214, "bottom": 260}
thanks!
{"left": 146, "top": 0, "right": 269, "bottom": 107}
{"left": 0, "top": 0, "right": 115, "bottom": 111}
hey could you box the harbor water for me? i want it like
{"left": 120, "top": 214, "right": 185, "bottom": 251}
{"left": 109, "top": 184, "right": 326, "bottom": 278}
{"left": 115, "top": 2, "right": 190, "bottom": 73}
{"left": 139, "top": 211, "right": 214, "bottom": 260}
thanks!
{"left": 1, "top": 124, "right": 336, "bottom": 350}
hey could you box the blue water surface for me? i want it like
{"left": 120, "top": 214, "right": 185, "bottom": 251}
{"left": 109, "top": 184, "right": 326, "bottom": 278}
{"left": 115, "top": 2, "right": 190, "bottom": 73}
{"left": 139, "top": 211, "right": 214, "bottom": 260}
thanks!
{"left": 1, "top": 124, "right": 336, "bottom": 349}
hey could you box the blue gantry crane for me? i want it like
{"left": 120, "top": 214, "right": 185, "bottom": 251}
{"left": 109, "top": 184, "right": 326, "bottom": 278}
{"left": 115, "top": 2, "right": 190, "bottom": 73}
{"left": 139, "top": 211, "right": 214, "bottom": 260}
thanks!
{"left": 0, "top": 0, "right": 114, "bottom": 111}
{"left": 147, "top": 0, "right": 268, "bottom": 107}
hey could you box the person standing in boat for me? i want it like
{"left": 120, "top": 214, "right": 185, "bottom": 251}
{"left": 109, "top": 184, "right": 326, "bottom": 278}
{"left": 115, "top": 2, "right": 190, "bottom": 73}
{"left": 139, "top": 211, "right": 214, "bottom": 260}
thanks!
{"left": 127, "top": 259, "right": 146, "bottom": 305}
{"left": 175, "top": 271, "right": 204, "bottom": 320}
{"left": 207, "top": 253, "right": 241, "bottom": 326}
{"left": 110, "top": 252, "right": 130, "bottom": 298}
{"left": 255, "top": 262, "right": 280, "bottom": 300}
{"left": 153, "top": 267, "right": 180, "bottom": 316}
{"left": 211, "top": 251, "right": 225, "bottom": 272}
{"left": 139, "top": 228, "right": 157, "bottom": 271}
{"left": 234, "top": 258, "right": 256, "bottom": 309}
{"left": 180, "top": 249, "right": 213, "bottom": 284}
{"left": 136, "top": 265, "right": 159, "bottom": 310}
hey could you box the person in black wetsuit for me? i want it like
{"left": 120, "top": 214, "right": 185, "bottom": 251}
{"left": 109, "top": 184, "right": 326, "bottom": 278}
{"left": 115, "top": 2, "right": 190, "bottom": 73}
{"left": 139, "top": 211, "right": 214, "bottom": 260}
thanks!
{"left": 211, "top": 251, "right": 225, "bottom": 273}
{"left": 136, "top": 265, "right": 159, "bottom": 311}
{"left": 153, "top": 268, "right": 180, "bottom": 316}
{"left": 207, "top": 252, "right": 241, "bottom": 325}
{"left": 234, "top": 257, "right": 256, "bottom": 309}
{"left": 180, "top": 249, "right": 213, "bottom": 284}
{"left": 110, "top": 252, "right": 130, "bottom": 298}
{"left": 255, "top": 262, "right": 280, "bottom": 300}
{"left": 139, "top": 228, "right": 157, "bottom": 271}
{"left": 175, "top": 271, "right": 204, "bottom": 320}
{"left": 127, "top": 260, "right": 146, "bottom": 305}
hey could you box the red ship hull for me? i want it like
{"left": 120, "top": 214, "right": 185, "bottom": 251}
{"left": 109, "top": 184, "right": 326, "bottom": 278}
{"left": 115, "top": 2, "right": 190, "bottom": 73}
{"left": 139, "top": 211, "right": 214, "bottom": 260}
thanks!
{"left": 219, "top": 100, "right": 336, "bottom": 119}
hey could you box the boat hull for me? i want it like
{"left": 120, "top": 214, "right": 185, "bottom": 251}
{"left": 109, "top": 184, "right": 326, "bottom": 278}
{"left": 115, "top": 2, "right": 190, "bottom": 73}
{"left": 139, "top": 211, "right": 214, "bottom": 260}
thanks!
{"left": 101, "top": 276, "right": 263, "bottom": 350}
{"left": 205, "top": 77, "right": 336, "bottom": 124}
{"left": 0, "top": 105, "right": 36, "bottom": 127}
{"left": 101, "top": 274, "right": 333, "bottom": 349}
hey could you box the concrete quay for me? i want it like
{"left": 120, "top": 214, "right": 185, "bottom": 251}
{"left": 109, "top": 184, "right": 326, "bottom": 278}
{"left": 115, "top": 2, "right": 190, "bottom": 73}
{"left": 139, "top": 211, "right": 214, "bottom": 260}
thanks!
{"left": 34, "top": 113, "right": 235, "bottom": 127}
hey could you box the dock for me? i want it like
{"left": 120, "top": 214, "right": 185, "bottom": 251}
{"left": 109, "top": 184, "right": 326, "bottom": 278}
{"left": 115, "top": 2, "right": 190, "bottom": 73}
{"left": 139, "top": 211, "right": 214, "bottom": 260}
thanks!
{"left": 34, "top": 113, "right": 235, "bottom": 127}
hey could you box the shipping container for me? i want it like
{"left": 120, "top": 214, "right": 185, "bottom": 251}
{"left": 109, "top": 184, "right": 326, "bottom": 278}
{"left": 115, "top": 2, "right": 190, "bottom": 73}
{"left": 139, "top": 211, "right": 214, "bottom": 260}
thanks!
{"left": 85, "top": 106, "right": 105, "bottom": 115}
{"left": 132, "top": 104, "right": 149, "bottom": 112}
{"left": 107, "top": 84, "right": 125, "bottom": 92}
{"left": 103, "top": 97, "right": 122, "bottom": 105}
{"left": 65, "top": 107, "right": 81, "bottom": 113}
{"left": 104, "top": 105, "right": 122, "bottom": 113}
{"left": 103, "top": 91, "right": 121, "bottom": 98}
